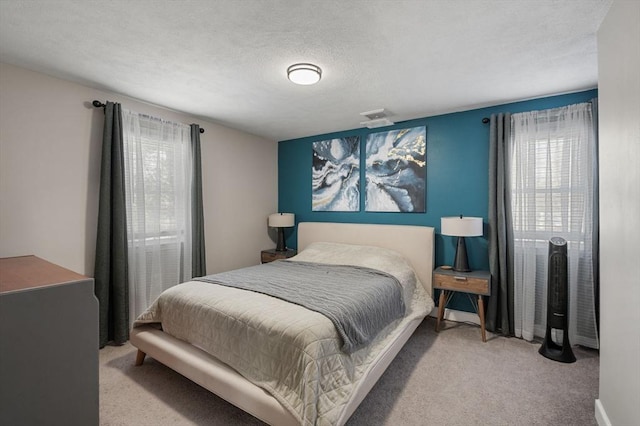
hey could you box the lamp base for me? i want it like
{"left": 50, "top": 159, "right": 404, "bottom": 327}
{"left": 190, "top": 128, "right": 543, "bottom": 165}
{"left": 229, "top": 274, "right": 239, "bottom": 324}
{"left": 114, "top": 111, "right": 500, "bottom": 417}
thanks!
{"left": 275, "top": 227, "right": 287, "bottom": 252}
{"left": 452, "top": 236, "right": 471, "bottom": 272}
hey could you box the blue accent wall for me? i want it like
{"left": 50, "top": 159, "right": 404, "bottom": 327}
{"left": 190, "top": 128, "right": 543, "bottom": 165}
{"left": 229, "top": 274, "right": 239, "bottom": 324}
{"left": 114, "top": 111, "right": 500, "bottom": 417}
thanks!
{"left": 277, "top": 89, "right": 597, "bottom": 312}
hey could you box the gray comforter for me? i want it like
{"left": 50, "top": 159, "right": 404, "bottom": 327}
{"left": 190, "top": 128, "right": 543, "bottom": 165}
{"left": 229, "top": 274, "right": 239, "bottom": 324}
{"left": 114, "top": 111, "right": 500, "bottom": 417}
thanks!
{"left": 194, "top": 260, "right": 405, "bottom": 353}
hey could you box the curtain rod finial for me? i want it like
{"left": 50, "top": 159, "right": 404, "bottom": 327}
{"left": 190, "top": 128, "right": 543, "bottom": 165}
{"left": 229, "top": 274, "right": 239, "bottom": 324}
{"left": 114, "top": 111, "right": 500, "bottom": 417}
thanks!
{"left": 92, "top": 100, "right": 105, "bottom": 108}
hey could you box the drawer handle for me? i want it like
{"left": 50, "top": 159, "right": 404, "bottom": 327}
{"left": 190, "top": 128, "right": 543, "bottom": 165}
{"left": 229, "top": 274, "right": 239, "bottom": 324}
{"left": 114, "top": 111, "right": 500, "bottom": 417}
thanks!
{"left": 454, "top": 276, "right": 468, "bottom": 281}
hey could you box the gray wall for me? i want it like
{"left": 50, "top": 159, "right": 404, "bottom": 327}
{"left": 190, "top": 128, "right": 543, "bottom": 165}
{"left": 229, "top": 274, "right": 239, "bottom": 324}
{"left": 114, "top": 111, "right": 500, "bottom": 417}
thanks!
{"left": 0, "top": 62, "right": 278, "bottom": 276}
{"left": 596, "top": 1, "right": 640, "bottom": 424}
{"left": 0, "top": 278, "right": 98, "bottom": 426}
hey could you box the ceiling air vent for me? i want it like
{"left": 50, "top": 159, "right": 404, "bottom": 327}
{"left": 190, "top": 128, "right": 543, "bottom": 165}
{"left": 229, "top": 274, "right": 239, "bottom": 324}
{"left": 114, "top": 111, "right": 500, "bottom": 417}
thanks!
{"left": 359, "top": 109, "right": 394, "bottom": 128}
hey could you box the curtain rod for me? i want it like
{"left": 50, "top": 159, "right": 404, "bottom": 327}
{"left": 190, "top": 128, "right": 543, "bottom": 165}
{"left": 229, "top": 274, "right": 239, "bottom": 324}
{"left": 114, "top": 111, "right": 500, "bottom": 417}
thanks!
{"left": 92, "top": 100, "right": 205, "bottom": 133}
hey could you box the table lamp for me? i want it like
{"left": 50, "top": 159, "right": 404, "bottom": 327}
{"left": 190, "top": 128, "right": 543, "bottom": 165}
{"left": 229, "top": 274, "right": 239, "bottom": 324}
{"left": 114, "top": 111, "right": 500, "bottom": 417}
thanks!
{"left": 268, "top": 213, "right": 295, "bottom": 251}
{"left": 441, "top": 215, "right": 483, "bottom": 272}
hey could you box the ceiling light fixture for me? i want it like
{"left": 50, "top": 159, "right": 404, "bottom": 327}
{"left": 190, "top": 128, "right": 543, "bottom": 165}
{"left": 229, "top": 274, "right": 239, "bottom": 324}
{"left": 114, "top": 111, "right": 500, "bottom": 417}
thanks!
{"left": 287, "top": 63, "right": 322, "bottom": 85}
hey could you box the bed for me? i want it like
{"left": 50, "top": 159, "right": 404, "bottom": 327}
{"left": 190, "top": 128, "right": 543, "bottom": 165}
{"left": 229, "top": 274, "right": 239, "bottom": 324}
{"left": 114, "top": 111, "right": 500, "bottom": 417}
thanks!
{"left": 130, "top": 222, "right": 434, "bottom": 425}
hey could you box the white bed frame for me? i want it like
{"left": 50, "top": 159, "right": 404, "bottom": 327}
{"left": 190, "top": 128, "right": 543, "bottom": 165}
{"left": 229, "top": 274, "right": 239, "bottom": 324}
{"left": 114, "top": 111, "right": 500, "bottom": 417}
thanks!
{"left": 131, "top": 222, "right": 434, "bottom": 426}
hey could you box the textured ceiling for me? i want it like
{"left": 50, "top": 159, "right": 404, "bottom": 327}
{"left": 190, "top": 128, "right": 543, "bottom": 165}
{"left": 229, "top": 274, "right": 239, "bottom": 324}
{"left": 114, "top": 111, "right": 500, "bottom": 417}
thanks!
{"left": 0, "top": 0, "right": 611, "bottom": 141}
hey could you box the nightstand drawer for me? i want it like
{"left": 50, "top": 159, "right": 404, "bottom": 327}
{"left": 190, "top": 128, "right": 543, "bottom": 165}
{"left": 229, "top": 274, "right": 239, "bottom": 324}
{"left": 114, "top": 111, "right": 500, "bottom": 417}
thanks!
{"left": 433, "top": 274, "right": 489, "bottom": 294}
{"left": 261, "top": 249, "right": 297, "bottom": 263}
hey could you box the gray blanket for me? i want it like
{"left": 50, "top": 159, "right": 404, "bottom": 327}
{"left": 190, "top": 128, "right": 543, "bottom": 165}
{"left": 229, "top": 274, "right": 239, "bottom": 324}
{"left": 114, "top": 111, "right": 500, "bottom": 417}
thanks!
{"left": 194, "top": 260, "right": 405, "bottom": 353}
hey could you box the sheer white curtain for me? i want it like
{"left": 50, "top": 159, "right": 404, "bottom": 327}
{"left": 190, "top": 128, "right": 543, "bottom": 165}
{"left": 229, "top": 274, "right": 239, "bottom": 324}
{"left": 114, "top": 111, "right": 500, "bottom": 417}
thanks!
{"left": 122, "top": 109, "right": 193, "bottom": 324}
{"left": 510, "top": 102, "right": 598, "bottom": 349}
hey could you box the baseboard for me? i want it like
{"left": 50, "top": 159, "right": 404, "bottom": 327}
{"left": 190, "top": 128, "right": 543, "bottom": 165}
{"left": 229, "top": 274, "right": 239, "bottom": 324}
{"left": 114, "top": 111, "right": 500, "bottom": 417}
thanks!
{"left": 594, "top": 399, "right": 611, "bottom": 426}
{"left": 427, "top": 307, "right": 480, "bottom": 326}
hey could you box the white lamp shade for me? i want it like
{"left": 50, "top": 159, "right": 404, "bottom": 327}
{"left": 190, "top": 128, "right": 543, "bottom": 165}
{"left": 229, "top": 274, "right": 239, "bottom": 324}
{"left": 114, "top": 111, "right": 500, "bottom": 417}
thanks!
{"left": 441, "top": 216, "right": 483, "bottom": 237}
{"left": 268, "top": 213, "right": 295, "bottom": 228}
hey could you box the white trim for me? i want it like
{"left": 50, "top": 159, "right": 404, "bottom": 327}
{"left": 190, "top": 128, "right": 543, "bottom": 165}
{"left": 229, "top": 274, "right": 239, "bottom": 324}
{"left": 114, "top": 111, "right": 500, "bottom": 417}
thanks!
{"left": 595, "top": 399, "right": 612, "bottom": 426}
{"left": 428, "top": 306, "right": 481, "bottom": 326}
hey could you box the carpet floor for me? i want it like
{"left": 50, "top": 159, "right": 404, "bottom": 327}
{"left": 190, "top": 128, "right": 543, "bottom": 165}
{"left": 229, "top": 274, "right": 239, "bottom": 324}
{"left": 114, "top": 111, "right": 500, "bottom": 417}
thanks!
{"left": 99, "top": 317, "right": 599, "bottom": 425}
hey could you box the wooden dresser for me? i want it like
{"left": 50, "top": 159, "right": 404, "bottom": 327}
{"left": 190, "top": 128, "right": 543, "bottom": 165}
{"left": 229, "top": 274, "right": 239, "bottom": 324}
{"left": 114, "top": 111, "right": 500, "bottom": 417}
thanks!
{"left": 0, "top": 255, "right": 99, "bottom": 426}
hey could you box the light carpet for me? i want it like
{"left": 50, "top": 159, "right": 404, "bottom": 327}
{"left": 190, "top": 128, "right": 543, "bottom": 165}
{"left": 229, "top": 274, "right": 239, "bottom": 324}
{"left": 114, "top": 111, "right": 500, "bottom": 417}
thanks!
{"left": 99, "top": 317, "right": 599, "bottom": 425}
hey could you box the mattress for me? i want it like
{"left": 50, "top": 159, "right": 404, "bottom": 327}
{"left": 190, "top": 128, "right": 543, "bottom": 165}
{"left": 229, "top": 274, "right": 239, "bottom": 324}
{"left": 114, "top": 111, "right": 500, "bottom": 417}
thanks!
{"left": 134, "top": 242, "right": 434, "bottom": 425}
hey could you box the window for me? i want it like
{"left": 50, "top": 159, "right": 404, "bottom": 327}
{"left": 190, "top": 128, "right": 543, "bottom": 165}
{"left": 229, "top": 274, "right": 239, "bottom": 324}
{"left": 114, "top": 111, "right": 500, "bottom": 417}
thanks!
{"left": 122, "top": 110, "right": 193, "bottom": 323}
{"left": 510, "top": 103, "right": 598, "bottom": 348}
{"left": 512, "top": 131, "right": 590, "bottom": 242}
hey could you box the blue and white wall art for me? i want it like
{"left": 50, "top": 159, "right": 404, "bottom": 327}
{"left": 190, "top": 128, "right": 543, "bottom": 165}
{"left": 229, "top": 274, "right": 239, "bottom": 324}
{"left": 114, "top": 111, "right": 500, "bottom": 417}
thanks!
{"left": 312, "top": 137, "right": 360, "bottom": 211}
{"left": 365, "top": 126, "right": 426, "bottom": 212}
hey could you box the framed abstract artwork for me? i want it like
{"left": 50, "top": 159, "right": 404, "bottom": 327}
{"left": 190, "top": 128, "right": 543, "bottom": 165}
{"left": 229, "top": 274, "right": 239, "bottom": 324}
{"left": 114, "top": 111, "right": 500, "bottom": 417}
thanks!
{"left": 365, "top": 126, "right": 426, "bottom": 212}
{"left": 312, "top": 137, "right": 360, "bottom": 211}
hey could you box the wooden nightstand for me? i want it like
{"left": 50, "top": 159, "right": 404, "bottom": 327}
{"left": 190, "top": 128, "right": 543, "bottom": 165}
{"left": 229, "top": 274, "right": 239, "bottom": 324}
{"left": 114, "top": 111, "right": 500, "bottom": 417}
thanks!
{"left": 433, "top": 267, "right": 491, "bottom": 342}
{"left": 261, "top": 248, "right": 297, "bottom": 264}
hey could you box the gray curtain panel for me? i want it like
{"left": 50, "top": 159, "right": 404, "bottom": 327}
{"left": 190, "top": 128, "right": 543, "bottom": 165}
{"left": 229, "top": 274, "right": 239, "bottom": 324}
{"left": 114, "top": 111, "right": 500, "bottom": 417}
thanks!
{"left": 190, "top": 124, "right": 206, "bottom": 277}
{"left": 94, "top": 102, "right": 129, "bottom": 348}
{"left": 486, "top": 113, "right": 514, "bottom": 335}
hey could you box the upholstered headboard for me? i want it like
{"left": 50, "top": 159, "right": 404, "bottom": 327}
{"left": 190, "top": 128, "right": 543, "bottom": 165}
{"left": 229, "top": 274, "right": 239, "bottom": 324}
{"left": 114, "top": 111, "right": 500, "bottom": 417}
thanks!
{"left": 297, "top": 222, "right": 435, "bottom": 295}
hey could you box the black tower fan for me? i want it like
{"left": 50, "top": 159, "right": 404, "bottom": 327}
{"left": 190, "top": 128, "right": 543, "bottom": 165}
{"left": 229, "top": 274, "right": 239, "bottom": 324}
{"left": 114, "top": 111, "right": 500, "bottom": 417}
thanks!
{"left": 539, "top": 237, "right": 576, "bottom": 363}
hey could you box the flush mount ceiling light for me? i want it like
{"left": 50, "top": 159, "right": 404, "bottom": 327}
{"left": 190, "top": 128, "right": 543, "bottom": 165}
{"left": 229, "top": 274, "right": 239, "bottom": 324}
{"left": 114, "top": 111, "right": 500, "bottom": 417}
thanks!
{"left": 287, "top": 63, "right": 322, "bottom": 85}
